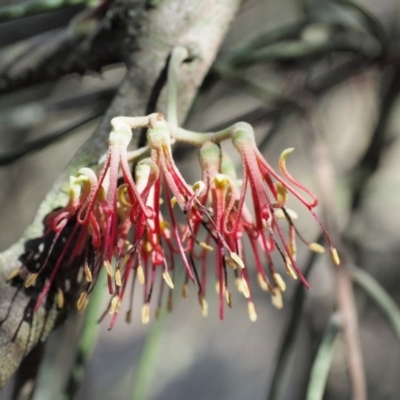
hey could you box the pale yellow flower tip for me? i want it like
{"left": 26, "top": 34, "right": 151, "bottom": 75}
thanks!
{"left": 247, "top": 301, "right": 257, "bottom": 322}
{"left": 162, "top": 271, "right": 174, "bottom": 289}
{"left": 331, "top": 248, "right": 340, "bottom": 265}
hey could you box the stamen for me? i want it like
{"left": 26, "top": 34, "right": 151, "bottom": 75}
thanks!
{"left": 257, "top": 273, "right": 270, "bottom": 292}
{"left": 309, "top": 242, "right": 325, "bottom": 254}
{"left": 241, "top": 278, "right": 250, "bottom": 299}
{"left": 271, "top": 289, "right": 283, "bottom": 309}
{"left": 199, "top": 241, "right": 213, "bottom": 251}
{"left": 141, "top": 303, "right": 150, "bottom": 324}
{"left": 84, "top": 263, "right": 93, "bottom": 282}
{"left": 57, "top": 289, "right": 65, "bottom": 308}
{"left": 273, "top": 273, "right": 286, "bottom": 292}
{"left": 104, "top": 260, "right": 114, "bottom": 277}
{"left": 115, "top": 269, "right": 122, "bottom": 287}
{"left": 137, "top": 265, "right": 145, "bottom": 284}
{"left": 285, "top": 259, "right": 298, "bottom": 280}
{"left": 230, "top": 252, "right": 245, "bottom": 269}
{"left": 225, "top": 289, "right": 232, "bottom": 308}
{"left": 77, "top": 292, "right": 88, "bottom": 311}
{"left": 7, "top": 268, "right": 20, "bottom": 281}
{"left": 198, "top": 293, "right": 208, "bottom": 317}
{"left": 25, "top": 273, "right": 38, "bottom": 288}
{"left": 162, "top": 271, "right": 174, "bottom": 289}
{"left": 182, "top": 283, "right": 189, "bottom": 298}
{"left": 110, "top": 295, "right": 122, "bottom": 314}
{"left": 331, "top": 248, "right": 340, "bottom": 265}
{"left": 247, "top": 301, "right": 257, "bottom": 322}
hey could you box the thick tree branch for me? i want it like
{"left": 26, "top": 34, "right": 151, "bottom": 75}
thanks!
{"left": 0, "top": 0, "right": 241, "bottom": 388}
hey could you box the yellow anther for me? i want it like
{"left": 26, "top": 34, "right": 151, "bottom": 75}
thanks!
{"left": 241, "top": 278, "right": 250, "bottom": 299}
{"left": 160, "top": 220, "right": 170, "bottom": 230}
{"left": 198, "top": 293, "right": 208, "bottom": 317}
{"left": 225, "top": 257, "right": 237, "bottom": 270}
{"left": 7, "top": 268, "right": 20, "bottom": 281}
{"left": 104, "top": 260, "right": 114, "bottom": 277}
{"left": 276, "top": 182, "right": 288, "bottom": 205}
{"left": 271, "top": 290, "right": 283, "bottom": 309}
{"left": 110, "top": 295, "right": 121, "bottom": 314}
{"left": 309, "top": 242, "right": 325, "bottom": 254}
{"left": 77, "top": 292, "right": 88, "bottom": 311}
{"left": 235, "top": 277, "right": 243, "bottom": 293}
{"left": 57, "top": 289, "right": 65, "bottom": 309}
{"left": 230, "top": 252, "right": 245, "bottom": 269}
{"left": 182, "top": 283, "right": 189, "bottom": 299}
{"left": 162, "top": 271, "right": 174, "bottom": 289}
{"left": 273, "top": 273, "right": 286, "bottom": 292}
{"left": 331, "top": 248, "right": 340, "bottom": 265}
{"left": 285, "top": 259, "right": 298, "bottom": 280}
{"left": 247, "top": 301, "right": 258, "bottom": 322}
{"left": 115, "top": 269, "right": 122, "bottom": 287}
{"left": 117, "top": 184, "right": 131, "bottom": 207}
{"left": 215, "top": 281, "right": 220, "bottom": 294}
{"left": 199, "top": 241, "right": 213, "bottom": 251}
{"left": 144, "top": 241, "right": 153, "bottom": 253}
{"left": 84, "top": 263, "right": 93, "bottom": 283}
{"left": 141, "top": 303, "right": 150, "bottom": 324}
{"left": 171, "top": 197, "right": 178, "bottom": 207}
{"left": 225, "top": 290, "right": 232, "bottom": 308}
{"left": 25, "top": 273, "right": 38, "bottom": 288}
{"left": 257, "top": 273, "right": 270, "bottom": 291}
{"left": 137, "top": 265, "right": 145, "bottom": 284}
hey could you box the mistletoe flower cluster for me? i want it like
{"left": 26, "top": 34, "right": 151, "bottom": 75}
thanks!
{"left": 15, "top": 113, "right": 339, "bottom": 326}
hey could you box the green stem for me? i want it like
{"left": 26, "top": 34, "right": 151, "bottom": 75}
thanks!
{"left": 352, "top": 267, "right": 400, "bottom": 347}
{"left": 306, "top": 313, "right": 342, "bottom": 400}
{"left": 62, "top": 271, "right": 107, "bottom": 400}
{"left": 167, "top": 46, "right": 189, "bottom": 130}
{"left": 131, "top": 317, "right": 164, "bottom": 400}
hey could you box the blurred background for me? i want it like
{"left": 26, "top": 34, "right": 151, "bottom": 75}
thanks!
{"left": 1, "top": 0, "right": 400, "bottom": 399}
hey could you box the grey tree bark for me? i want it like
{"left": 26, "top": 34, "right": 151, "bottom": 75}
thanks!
{"left": 0, "top": 0, "right": 242, "bottom": 388}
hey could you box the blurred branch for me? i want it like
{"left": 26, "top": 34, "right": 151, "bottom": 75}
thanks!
{"left": 350, "top": 67, "right": 400, "bottom": 212}
{"left": 266, "top": 234, "right": 323, "bottom": 400}
{"left": 309, "top": 116, "right": 367, "bottom": 400}
{"left": 305, "top": 313, "right": 342, "bottom": 400}
{"left": 0, "top": 0, "right": 96, "bottom": 24}
{"left": 352, "top": 268, "right": 400, "bottom": 348}
{"left": 0, "top": 6, "right": 122, "bottom": 95}
{"left": 0, "top": 110, "right": 104, "bottom": 166}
